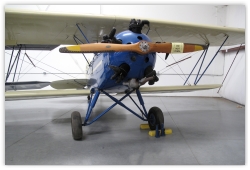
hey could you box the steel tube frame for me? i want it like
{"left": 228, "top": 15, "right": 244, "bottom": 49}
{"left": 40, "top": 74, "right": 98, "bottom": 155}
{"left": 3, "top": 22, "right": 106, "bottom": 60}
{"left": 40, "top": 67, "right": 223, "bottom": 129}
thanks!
{"left": 128, "top": 94, "right": 145, "bottom": 117}
{"left": 83, "top": 88, "right": 148, "bottom": 126}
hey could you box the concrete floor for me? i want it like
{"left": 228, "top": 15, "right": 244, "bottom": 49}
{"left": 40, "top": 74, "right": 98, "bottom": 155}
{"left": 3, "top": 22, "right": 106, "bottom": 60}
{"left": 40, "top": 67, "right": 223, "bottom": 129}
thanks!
{"left": 5, "top": 95, "right": 245, "bottom": 165}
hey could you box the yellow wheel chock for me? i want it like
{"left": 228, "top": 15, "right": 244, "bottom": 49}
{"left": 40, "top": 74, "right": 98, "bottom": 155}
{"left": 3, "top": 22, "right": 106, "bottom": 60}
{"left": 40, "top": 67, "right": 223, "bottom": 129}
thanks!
{"left": 140, "top": 124, "right": 172, "bottom": 137}
{"left": 148, "top": 129, "right": 172, "bottom": 137}
{"left": 140, "top": 124, "right": 150, "bottom": 130}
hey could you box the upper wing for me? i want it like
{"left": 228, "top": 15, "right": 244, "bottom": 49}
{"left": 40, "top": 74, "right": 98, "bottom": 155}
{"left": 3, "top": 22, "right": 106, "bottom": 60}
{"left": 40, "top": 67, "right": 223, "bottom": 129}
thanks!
{"left": 5, "top": 9, "right": 245, "bottom": 47}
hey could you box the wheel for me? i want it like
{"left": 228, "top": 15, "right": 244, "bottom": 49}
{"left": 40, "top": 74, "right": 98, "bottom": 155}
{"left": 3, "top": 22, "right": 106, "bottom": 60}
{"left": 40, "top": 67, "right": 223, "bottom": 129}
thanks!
{"left": 71, "top": 111, "right": 83, "bottom": 140}
{"left": 147, "top": 107, "right": 164, "bottom": 130}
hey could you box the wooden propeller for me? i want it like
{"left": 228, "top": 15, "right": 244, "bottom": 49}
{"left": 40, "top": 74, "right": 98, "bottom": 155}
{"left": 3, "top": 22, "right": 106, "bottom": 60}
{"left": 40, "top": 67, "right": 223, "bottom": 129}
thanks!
{"left": 59, "top": 41, "right": 207, "bottom": 55}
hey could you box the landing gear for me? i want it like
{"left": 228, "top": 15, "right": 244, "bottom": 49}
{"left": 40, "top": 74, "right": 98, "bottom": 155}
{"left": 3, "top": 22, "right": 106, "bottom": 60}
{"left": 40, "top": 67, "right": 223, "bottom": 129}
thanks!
{"left": 70, "top": 89, "right": 169, "bottom": 140}
{"left": 147, "top": 107, "right": 164, "bottom": 130}
{"left": 71, "top": 111, "right": 83, "bottom": 140}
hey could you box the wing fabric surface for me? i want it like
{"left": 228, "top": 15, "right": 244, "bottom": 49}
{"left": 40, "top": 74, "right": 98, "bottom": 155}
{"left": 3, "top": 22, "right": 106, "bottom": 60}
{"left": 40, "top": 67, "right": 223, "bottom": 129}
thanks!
{"left": 50, "top": 79, "right": 90, "bottom": 89}
{"left": 139, "top": 84, "right": 221, "bottom": 93}
{"left": 5, "top": 79, "right": 91, "bottom": 91}
{"left": 5, "top": 9, "right": 245, "bottom": 46}
{"left": 5, "top": 84, "right": 221, "bottom": 99}
{"left": 5, "top": 89, "right": 90, "bottom": 99}
{"left": 5, "top": 81, "right": 50, "bottom": 91}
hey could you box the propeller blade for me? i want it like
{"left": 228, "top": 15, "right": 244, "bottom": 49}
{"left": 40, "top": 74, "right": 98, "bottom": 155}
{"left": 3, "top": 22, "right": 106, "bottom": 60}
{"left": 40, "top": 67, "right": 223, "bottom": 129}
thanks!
{"left": 149, "top": 42, "right": 208, "bottom": 53}
{"left": 59, "top": 43, "right": 136, "bottom": 53}
{"left": 59, "top": 41, "right": 207, "bottom": 55}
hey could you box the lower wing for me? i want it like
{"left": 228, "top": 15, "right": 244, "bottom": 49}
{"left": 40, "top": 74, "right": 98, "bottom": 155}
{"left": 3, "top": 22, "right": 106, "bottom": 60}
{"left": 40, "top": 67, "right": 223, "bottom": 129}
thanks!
{"left": 5, "top": 89, "right": 90, "bottom": 99}
{"left": 5, "top": 78, "right": 91, "bottom": 99}
{"left": 5, "top": 83, "right": 221, "bottom": 99}
{"left": 5, "top": 81, "right": 50, "bottom": 91}
{"left": 5, "top": 79, "right": 92, "bottom": 91}
{"left": 139, "top": 84, "right": 221, "bottom": 93}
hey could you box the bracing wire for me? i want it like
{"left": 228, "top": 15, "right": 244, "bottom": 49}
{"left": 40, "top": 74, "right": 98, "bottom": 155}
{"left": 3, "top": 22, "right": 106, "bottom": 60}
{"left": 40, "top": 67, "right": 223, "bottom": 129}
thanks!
{"left": 5, "top": 51, "right": 78, "bottom": 80}
{"left": 157, "top": 53, "right": 190, "bottom": 84}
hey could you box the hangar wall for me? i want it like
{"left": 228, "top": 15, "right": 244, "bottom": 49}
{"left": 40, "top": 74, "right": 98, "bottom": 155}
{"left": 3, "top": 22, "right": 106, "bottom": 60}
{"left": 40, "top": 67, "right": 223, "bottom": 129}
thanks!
{"left": 218, "top": 5, "right": 246, "bottom": 105}
{"left": 4, "top": 5, "right": 245, "bottom": 104}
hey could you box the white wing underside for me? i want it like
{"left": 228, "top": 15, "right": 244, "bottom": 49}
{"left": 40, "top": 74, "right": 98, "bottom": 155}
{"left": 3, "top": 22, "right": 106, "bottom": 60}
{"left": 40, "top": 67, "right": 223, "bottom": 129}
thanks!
{"left": 5, "top": 9, "right": 245, "bottom": 46}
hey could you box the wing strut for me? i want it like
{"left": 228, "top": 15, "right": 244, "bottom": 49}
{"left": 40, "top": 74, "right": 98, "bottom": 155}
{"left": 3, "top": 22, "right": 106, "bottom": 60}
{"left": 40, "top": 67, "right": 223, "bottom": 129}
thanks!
{"left": 5, "top": 46, "right": 15, "bottom": 82}
{"left": 73, "top": 35, "right": 84, "bottom": 44}
{"left": 5, "top": 45, "right": 37, "bottom": 83}
{"left": 194, "top": 46, "right": 209, "bottom": 84}
{"left": 183, "top": 49, "right": 207, "bottom": 85}
{"left": 184, "top": 35, "right": 229, "bottom": 85}
{"left": 73, "top": 35, "right": 90, "bottom": 65}
{"left": 217, "top": 44, "right": 242, "bottom": 93}
{"left": 12, "top": 45, "right": 23, "bottom": 82}
{"left": 5, "top": 45, "right": 22, "bottom": 82}
{"left": 76, "top": 23, "right": 90, "bottom": 44}
{"left": 24, "top": 51, "right": 36, "bottom": 67}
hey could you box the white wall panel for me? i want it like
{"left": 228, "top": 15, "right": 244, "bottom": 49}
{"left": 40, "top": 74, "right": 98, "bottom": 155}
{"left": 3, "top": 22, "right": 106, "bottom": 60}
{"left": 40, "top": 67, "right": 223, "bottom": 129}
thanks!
{"left": 217, "top": 5, "right": 246, "bottom": 105}
{"left": 219, "top": 50, "right": 245, "bottom": 105}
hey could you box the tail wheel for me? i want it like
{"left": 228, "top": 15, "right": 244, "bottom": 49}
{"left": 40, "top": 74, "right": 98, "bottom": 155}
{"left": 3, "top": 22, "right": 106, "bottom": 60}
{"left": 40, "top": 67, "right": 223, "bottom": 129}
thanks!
{"left": 147, "top": 107, "right": 164, "bottom": 130}
{"left": 71, "top": 111, "right": 83, "bottom": 140}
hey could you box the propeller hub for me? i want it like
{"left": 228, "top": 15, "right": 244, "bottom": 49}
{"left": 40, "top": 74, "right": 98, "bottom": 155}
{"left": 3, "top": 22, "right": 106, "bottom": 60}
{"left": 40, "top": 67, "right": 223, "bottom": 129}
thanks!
{"left": 139, "top": 41, "right": 150, "bottom": 53}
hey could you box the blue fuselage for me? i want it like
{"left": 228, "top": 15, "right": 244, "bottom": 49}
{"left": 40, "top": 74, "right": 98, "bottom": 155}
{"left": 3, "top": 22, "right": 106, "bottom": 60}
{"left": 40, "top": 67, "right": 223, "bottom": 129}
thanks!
{"left": 88, "top": 30, "right": 156, "bottom": 91}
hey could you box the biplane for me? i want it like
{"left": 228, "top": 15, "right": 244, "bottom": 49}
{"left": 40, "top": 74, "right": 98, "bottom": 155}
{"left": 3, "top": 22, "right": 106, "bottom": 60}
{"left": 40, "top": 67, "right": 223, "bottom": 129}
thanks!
{"left": 5, "top": 9, "right": 245, "bottom": 140}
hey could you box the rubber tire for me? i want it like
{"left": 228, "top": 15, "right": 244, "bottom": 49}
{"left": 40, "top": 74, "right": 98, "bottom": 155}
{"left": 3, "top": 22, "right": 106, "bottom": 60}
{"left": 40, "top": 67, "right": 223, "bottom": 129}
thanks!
{"left": 147, "top": 107, "right": 164, "bottom": 130}
{"left": 71, "top": 111, "right": 83, "bottom": 140}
